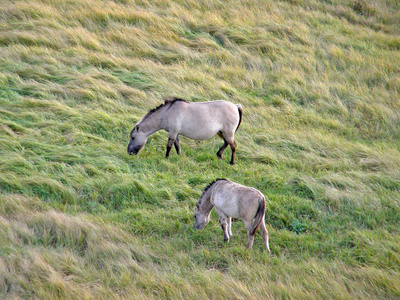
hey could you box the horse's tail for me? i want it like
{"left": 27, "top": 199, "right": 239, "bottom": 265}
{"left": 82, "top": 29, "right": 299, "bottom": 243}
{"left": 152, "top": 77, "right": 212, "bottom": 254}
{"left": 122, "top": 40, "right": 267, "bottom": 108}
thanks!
{"left": 235, "top": 104, "right": 243, "bottom": 132}
{"left": 251, "top": 197, "right": 265, "bottom": 236}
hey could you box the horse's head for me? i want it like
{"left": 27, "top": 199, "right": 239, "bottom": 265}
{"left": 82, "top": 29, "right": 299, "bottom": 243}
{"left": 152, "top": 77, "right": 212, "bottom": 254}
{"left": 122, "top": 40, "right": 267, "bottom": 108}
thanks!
{"left": 127, "top": 125, "right": 148, "bottom": 155}
{"left": 194, "top": 202, "right": 210, "bottom": 230}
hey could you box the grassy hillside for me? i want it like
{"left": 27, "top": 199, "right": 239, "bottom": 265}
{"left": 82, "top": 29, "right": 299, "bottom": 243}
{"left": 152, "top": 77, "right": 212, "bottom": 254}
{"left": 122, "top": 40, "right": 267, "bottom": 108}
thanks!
{"left": 1, "top": 0, "right": 400, "bottom": 298}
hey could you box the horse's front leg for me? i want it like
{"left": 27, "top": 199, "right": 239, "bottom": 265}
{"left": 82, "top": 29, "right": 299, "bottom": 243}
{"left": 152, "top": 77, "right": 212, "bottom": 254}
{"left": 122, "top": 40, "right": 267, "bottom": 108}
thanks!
{"left": 166, "top": 137, "right": 175, "bottom": 158}
{"left": 220, "top": 217, "right": 230, "bottom": 242}
{"left": 174, "top": 136, "right": 181, "bottom": 155}
{"left": 166, "top": 132, "right": 179, "bottom": 158}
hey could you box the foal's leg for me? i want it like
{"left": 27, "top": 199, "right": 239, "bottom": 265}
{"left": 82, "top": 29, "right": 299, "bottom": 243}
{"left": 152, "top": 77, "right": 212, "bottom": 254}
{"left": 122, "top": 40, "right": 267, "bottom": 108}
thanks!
{"left": 259, "top": 219, "right": 270, "bottom": 253}
{"left": 227, "top": 217, "right": 233, "bottom": 237}
{"left": 244, "top": 220, "right": 256, "bottom": 249}
{"left": 215, "top": 208, "right": 230, "bottom": 242}
{"left": 174, "top": 136, "right": 181, "bottom": 155}
{"left": 220, "top": 217, "right": 229, "bottom": 242}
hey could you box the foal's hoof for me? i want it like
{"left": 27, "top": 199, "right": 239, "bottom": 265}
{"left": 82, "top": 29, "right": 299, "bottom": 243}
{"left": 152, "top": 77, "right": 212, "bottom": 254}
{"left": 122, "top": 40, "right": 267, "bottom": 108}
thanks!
{"left": 230, "top": 161, "right": 235, "bottom": 165}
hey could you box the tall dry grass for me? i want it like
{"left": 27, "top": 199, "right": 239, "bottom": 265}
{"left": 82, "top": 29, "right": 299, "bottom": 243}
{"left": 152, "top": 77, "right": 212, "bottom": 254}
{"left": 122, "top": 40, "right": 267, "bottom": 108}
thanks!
{"left": 1, "top": 0, "right": 400, "bottom": 298}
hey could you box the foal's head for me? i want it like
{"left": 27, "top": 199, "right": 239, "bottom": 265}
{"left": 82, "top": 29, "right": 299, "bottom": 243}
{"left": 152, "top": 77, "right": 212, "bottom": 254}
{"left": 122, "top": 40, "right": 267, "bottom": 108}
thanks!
{"left": 127, "top": 125, "right": 148, "bottom": 155}
{"left": 194, "top": 202, "right": 211, "bottom": 230}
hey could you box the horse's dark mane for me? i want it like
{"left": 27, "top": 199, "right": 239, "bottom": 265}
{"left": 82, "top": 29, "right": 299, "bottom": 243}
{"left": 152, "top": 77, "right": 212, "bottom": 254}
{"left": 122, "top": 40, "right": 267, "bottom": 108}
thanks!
{"left": 141, "top": 97, "right": 188, "bottom": 123}
{"left": 198, "top": 178, "right": 228, "bottom": 204}
{"left": 164, "top": 97, "right": 188, "bottom": 105}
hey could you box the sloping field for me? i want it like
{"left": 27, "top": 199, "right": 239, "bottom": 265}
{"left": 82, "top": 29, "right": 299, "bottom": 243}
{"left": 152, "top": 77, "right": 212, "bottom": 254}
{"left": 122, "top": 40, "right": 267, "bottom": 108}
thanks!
{"left": 1, "top": 0, "right": 400, "bottom": 298}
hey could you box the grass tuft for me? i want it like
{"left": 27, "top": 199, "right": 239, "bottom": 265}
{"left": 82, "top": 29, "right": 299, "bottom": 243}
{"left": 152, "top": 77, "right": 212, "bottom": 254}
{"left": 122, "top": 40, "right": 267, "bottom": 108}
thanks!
{"left": 1, "top": 0, "right": 400, "bottom": 298}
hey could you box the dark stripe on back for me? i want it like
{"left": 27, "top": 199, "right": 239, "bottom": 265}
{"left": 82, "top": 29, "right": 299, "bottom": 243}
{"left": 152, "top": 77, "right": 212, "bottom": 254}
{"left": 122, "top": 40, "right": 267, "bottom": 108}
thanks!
{"left": 199, "top": 178, "right": 228, "bottom": 204}
{"left": 141, "top": 97, "right": 188, "bottom": 123}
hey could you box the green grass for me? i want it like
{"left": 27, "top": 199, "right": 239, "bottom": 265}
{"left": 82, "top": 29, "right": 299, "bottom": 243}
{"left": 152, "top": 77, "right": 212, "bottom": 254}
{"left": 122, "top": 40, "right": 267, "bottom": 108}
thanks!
{"left": 1, "top": 0, "right": 400, "bottom": 298}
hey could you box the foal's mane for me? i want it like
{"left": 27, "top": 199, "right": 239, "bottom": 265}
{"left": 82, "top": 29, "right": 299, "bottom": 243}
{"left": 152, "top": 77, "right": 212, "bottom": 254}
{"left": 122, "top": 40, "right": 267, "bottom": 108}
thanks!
{"left": 198, "top": 178, "right": 228, "bottom": 204}
{"left": 141, "top": 97, "right": 188, "bottom": 123}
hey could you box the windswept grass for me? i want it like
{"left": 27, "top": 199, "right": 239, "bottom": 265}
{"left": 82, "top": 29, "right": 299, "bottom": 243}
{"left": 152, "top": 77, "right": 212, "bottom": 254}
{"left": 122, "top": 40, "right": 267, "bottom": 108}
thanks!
{"left": 1, "top": 0, "right": 400, "bottom": 298}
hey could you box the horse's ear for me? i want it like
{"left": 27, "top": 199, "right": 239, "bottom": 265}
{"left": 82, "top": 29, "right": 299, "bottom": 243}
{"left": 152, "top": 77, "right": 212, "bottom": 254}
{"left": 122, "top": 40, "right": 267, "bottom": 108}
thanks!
{"left": 131, "top": 125, "right": 138, "bottom": 136}
{"left": 195, "top": 202, "right": 200, "bottom": 209}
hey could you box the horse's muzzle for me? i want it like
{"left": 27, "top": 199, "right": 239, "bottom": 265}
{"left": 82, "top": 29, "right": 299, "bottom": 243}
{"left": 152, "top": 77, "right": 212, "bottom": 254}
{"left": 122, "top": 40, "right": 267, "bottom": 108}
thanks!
{"left": 127, "top": 144, "right": 138, "bottom": 155}
{"left": 127, "top": 149, "right": 138, "bottom": 155}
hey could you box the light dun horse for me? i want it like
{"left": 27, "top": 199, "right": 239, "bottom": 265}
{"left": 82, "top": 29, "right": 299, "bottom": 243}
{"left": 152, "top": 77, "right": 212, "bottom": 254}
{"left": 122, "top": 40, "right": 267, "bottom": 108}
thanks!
{"left": 194, "top": 179, "right": 270, "bottom": 252}
{"left": 127, "top": 98, "right": 243, "bottom": 164}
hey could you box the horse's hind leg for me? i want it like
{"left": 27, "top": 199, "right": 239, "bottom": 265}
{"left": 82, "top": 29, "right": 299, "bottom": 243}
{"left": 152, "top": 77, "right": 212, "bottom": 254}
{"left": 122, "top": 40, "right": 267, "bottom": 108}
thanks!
{"left": 174, "top": 136, "right": 181, "bottom": 155}
{"left": 259, "top": 219, "right": 270, "bottom": 253}
{"left": 229, "top": 141, "right": 237, "bottom": 165}
{"left": 218, "top": 132, "right": 237, "bottom": 164}
{"left": 244, "top": 220, "right": 255, "bottom": 249}
{"left": 216, "top": 140, "right": 228, "bottom": 159}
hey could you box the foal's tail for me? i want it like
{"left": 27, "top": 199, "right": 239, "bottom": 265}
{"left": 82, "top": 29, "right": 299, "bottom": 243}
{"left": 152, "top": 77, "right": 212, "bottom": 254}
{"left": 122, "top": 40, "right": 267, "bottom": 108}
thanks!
{"left": 251, "top": 197, "right": 266, "bottom": 236}
{"left": 235, "top": 104, "right": 243, "bottom": 132}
